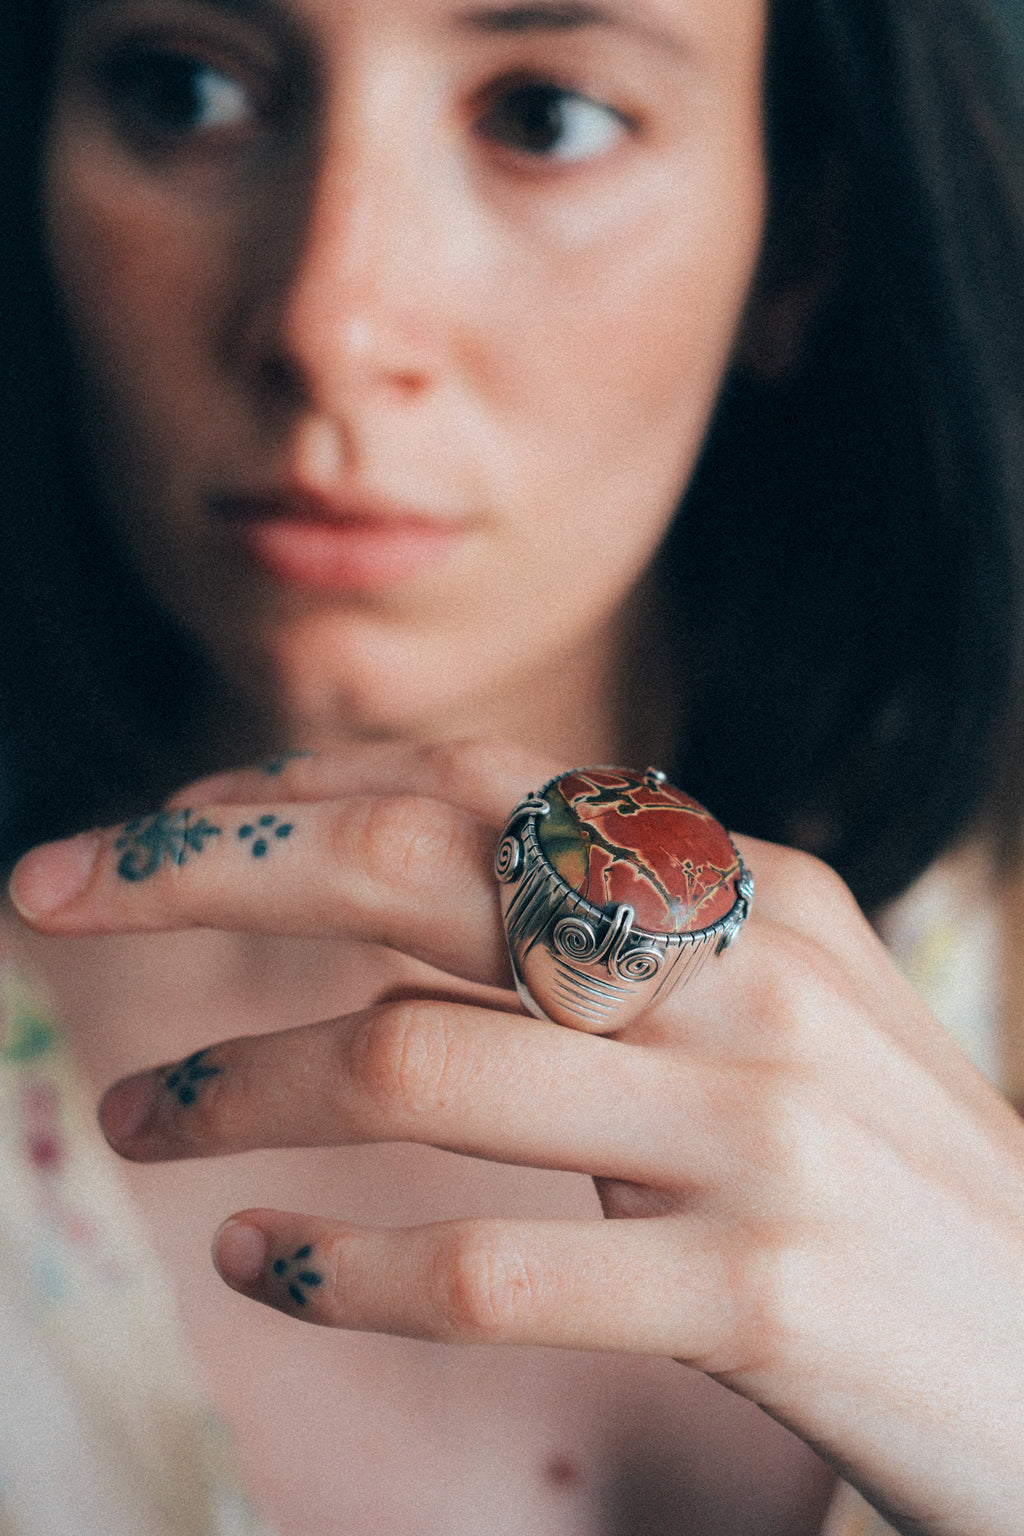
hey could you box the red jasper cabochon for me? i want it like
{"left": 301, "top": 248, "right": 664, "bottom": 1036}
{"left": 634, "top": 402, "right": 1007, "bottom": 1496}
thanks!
{"left": 536, "top": 768, "right": 740, "bottom": 935}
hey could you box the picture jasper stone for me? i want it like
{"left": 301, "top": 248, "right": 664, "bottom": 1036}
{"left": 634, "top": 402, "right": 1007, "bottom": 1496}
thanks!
{"left": 536, "top": 768, "right": 740, "bottom": 935}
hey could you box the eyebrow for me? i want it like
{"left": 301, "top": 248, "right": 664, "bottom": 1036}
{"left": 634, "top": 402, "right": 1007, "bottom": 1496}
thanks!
{"left": 455, "top": 1, "right": 690, "bottom": 55}
{"left": 67, "top": 0, "right": 690, "bottom": 59}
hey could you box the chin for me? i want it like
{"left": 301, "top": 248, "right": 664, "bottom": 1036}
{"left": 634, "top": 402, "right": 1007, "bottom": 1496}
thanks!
{"left": 252, "top": 609, "right": 505, "bottom": 748}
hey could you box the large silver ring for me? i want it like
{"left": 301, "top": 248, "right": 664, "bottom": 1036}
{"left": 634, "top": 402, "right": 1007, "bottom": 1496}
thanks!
{"left": 496, "top": 766, "right": 752, "bottom": 1033}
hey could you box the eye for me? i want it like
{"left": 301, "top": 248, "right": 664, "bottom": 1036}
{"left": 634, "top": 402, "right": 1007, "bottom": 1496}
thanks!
{"left": 103, "top": 45, "right": 258, "bottom": 145}
{"left": 478, "top": 82, "right": 629, "bottom": 164}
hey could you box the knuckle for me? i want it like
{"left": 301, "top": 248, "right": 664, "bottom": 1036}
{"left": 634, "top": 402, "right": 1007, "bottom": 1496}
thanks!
{"left": 723, "top": 1061, "right": 838, "bottom": 1209}
{"left": 348, "top": 795, "right": 469, "bottom": 901}
{"left": 732, "top": 934, "right": 806, "bottom": 1050}
{"left": 741, "top": 1216, "right": 855, "bottom": 1378}
{"left": 707, "top": 1234, "right": 800, "bottom": 1378}
{"left": 745, "top": 924, "right": 860, "bottom": 1055}
{"left": 701, "top": 1086, "right": 839, "bottom": 1373}
{"left": 348, "top": 1001, "right": 463, "bottom": 1119}
{"left": 760, "top": 1074, "right": 832, "bottom": 1176}
{"left": 770, "top": 846, "right": 862, "bottom": 924}
{"left": 430, "top": 1224, "right": 536, "bottom": 1341}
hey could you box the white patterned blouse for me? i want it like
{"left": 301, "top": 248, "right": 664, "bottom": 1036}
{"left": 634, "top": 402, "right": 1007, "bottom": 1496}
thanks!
{"left": 0, "top": 846, "right": 1009, "bottom": 1535}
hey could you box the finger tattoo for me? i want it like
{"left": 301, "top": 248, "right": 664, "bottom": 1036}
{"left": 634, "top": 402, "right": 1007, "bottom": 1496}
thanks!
{"left": 116, "top": 810, "right": 222, "bottom": 881}
{"left": 260, "top": 750, "right": 314, "bottom": 778}
{"left": 273, "top": 1244, "right": 325, "bottom": 1307}
{"left": 236, "top": 814, "right": 295, "bottom": 859}
{"left": 165, "top": 1049, "right": 221, "bottom": 1107}
{"left": 115, "top": 809, "right": 297, "bottom": 879}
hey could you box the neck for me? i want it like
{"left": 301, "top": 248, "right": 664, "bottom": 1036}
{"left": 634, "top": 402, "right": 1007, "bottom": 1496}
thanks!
{"left": 199, "top": 577, "right": 686, "bottom": 779}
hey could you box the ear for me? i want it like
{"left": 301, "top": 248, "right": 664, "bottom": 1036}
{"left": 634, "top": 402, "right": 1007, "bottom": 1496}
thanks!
{"left": 737, "top": 155, "right": 847, "bottom": 380}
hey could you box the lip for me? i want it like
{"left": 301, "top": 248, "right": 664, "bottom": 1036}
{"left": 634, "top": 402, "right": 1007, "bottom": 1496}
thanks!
{"left": 212, "top": 489, "right": 471, "bottom": 592}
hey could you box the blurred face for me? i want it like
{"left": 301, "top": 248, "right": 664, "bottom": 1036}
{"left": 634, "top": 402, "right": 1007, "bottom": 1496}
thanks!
{"left": 45, "top": 0, "right": 768, "bottom": 753}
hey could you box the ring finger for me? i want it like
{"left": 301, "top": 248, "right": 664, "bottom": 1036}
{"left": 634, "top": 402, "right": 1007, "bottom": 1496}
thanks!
{"left": 97, "top": 998, "right": 724, "bottom": 1188}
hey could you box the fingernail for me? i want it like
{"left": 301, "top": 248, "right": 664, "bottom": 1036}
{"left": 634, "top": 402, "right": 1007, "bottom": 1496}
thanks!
{"left": 214, "top": 1220, "right": 267, "bottom": 1288}
{"left": 100, "top": 1073, "right": 159, "bottom": 1144}
{"left": 8, "top": 832, "right": 101, "bottom": 920}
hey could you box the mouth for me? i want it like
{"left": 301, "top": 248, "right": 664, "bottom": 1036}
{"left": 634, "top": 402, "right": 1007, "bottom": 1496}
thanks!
{"left": 211, "top": 489, "right": 472, "bottom": 592}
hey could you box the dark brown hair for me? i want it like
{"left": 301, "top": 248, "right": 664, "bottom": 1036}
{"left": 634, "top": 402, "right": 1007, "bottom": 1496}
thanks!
{"left": 1, "top": 0, "right": 1023, "bottom": 911}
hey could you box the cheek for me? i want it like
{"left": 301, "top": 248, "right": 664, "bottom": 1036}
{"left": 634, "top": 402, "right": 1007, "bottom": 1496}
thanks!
{"left": 44, "top": 127, "right": 225, "bottom": 447}
{"left": 469, "top": 154, "right": 767, "bottom": 650}
{"left": 477, "top": 160, "right": 767, "bottom": 532}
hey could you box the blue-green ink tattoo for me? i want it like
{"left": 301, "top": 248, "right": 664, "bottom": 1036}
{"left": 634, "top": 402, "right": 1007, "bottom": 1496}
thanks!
{"left": 166, "top": 1049, "right": 221, "bottom": 1107}
{"left": 238, "top": 814, "right": 294, "bottom": 859}
{"left": 261, "top": 750, "right": 313, "bottom": 777}
{"left": 273, "top": 1244, "right": 324, "bottom": 1306}
{"left": 116, "top": 810, "right": 222, "bottom": 882}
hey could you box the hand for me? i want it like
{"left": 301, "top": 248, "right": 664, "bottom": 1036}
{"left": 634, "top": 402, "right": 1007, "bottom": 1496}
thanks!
{"left": 9, "top": 740, "right": 1024, "bottom": 1536}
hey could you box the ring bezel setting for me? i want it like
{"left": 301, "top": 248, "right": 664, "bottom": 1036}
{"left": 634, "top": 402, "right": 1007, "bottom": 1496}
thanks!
{"left": 496, "top": 767, "right": 752, "bottom": 1032}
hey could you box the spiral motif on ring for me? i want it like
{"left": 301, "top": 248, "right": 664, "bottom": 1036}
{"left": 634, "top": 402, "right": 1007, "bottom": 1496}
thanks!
{"left": 553, "top": 916, "right": 598, "bottom": 959}
{"left": 612, "top": 945, "right": 663, "bottom": 982}
{"left": 494, "top": 835, "right": 522, "bottom": 883}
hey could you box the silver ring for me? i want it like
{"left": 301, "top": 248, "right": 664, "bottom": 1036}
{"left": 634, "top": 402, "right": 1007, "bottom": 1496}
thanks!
{"left": 496, "top": 766, "right": 752, "bottom": 1033}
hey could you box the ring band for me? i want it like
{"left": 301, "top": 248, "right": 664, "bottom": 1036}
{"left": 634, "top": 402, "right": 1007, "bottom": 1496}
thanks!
{"left": 496, "top": 766, "right": 752, "bottom": 1033}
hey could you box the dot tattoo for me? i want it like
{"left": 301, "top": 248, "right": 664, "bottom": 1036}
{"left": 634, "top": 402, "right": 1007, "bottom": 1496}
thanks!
{"left": 272, "top": 1244, "right": 324, "bottom": 1306}
{"left": 237, "top": 814, "right": 295, "bottom": 859}
{"left": 165, "top": 1049, "right": 221, "bottom": 1107}
{"left": 260, "top": 750, "right": 313, "bottom": 778}
{"left": 116, "top": 810, "right": 222, "bottom": 882}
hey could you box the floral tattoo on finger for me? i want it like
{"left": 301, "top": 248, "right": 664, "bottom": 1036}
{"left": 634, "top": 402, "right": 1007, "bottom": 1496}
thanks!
{"left": 116, "top": 809, "right": 297, "bottom": 880}
{"left": 116, "top": 810, "right": 222, "bottom": 881}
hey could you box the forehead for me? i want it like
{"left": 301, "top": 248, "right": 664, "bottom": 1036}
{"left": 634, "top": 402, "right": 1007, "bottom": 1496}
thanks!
{"left": 58, "top": 0, "right": 768, "bottom": 59}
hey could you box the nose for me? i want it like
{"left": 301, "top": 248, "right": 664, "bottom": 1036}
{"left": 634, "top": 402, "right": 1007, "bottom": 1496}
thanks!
{"left": 239, "top": 102, "right": 445, "bottom": 421}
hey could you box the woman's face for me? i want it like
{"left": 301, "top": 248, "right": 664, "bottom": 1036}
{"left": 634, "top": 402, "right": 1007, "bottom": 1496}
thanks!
{"left": 45, "top": 0, "right": 768, "bottom": 754}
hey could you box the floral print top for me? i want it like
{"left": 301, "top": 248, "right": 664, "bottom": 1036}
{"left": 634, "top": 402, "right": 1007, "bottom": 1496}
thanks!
{"left": 0, "top": 963, "right": 276, "bottom": 1536}
{"left": 0, "top": 848, "right": 1006, "bottom": 1535}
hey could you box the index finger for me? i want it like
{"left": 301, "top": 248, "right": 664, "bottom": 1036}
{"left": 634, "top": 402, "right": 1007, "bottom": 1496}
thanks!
{"left": 8, "top": 794, "right": 510, "bottom": 987}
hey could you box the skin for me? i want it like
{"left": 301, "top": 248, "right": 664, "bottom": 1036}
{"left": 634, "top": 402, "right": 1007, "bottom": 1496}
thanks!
{"left": 45, "top": 0, "right": 768, "bottom": 758}
{"left": 16, "top": 0, "right": 1024, "bottom": 1533}
{"left": 10, "top": 741, "right": 1024, "bottom": 1536}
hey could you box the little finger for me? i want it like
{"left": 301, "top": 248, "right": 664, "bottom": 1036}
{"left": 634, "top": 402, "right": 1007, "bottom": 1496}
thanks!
{"left": 212, "top": 1208, "right": 737, "bottom": 1359}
